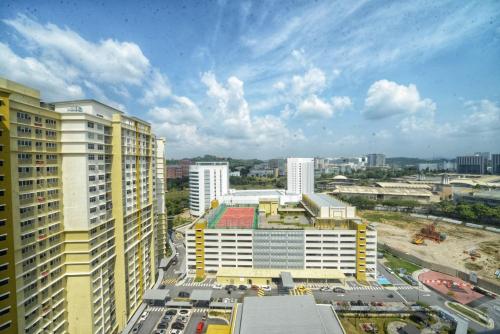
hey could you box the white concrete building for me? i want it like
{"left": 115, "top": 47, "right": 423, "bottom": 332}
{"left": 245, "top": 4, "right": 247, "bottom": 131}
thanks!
{"left": 185, "top": 224, "right": 377, "bottom": 278}
{"left": 220, "top": 189, "right": 302, "bottom": 206}
{"left": 287, "top": 157, "right": 314, "bottom": 194}
{"left": 189, "top": 162, "right": 229, "bottom": 216}
{"left": 302, "top": 193, "right": 356, "bottom": 220}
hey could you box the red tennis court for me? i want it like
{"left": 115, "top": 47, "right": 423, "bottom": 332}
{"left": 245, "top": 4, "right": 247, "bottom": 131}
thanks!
{"left": 216, "top": 207, "right": 256, "bottom": 229}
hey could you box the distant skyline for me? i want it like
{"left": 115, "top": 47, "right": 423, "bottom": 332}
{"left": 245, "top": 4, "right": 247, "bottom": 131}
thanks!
{"left": 1, "top": 0, "right": 499, "bottom": 159}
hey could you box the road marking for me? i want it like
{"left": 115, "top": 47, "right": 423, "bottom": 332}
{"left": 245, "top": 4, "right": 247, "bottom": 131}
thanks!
{"left": 393, "top": 290, "right": 408, "bottom": 303}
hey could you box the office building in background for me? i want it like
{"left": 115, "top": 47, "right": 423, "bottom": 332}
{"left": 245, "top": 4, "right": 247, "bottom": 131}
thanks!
{"left": 286, "top": 158, "right": 314, "bottom": 194}
{"left": 456, "top": 155, "right": 488, "bottom": 174}
{"left": 367, "top": 153, "right": 385, "bottom": 168}
{"left": 189, "top": 162, "right": 229, "bottom": 216}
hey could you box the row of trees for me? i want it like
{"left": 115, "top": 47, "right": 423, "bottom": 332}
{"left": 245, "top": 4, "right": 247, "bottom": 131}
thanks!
{"left": 339, "top": 195, "right": 500, "bottom": 225}
{"left": 229, "top": 175, "right": 285, "bottom": 189}
{"left": 431, "top": 201, "right": 500, "bottom": 223}
{"left": 337, "top": 195, "right": 420, "bottom": 210}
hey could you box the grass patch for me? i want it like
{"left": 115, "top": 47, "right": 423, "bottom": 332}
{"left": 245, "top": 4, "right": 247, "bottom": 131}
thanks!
{"left": 208, "top": 311, "right": 231, "bottom": 321}
{"left": 383, "top": 251, "right": 421, "bottom": 274}
{"left": 448, "top": 302, "right": 489, "bottom": 326}
{"left": 358, "top": 210, "right": 417, "bottom": 223}
{"left": 464, "top": 262, "right": 483, "bottom": 271}
{"left": 339, "top": 316, "right": 412, "bottom": 334}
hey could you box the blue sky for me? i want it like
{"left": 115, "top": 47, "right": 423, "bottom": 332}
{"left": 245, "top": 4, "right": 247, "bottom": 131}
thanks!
{"left": 1, "top": 0, "right": 499, "bottom": 159}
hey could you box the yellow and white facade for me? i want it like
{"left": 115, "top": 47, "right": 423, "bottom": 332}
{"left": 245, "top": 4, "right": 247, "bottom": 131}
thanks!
{"left": 0, "top": 78, "right": 166, "bottom": 334}
{"left": 0, "top": 78, "right": 66, "bottom": 333}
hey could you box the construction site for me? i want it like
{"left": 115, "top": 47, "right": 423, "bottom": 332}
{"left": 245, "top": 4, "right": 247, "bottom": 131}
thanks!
{"left": 358, "top": 211, "right": 500, "bottom": 284}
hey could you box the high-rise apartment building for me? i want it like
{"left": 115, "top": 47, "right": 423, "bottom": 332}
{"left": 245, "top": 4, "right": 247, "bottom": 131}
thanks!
{"left": 0, "top": 79, "right": 66, "bottom": 334}
{"left": 286, "top": 158, "right": 314, "bottom": 194}
{"left": 367, "top": 153, "right": 385, "bottom": 168}
{"left": 0, "top": 78, "right": 165, "bottom": 333}
{"left": 492, "top": 154, "right": 500, "bottom": 175}
{"left": 154, "top": 138, "right": 167, "bottom": 268}
{"left": 189, "top": 162, "right": 229, "bottom": 216}
{"left": 456, "top": 155, "right": 487, "bottom": 174}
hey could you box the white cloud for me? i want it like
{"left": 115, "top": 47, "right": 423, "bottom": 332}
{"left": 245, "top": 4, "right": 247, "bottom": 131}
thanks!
{"left": 297, "top": 95, "right": 333, "bottom": 118}
{"left": 0, "top": 42, "right": 83, "bottom": 100}
{"left": 148, "top": 96, "right": 202, "bottom": 125}
{"left": 140, "top": 69, "right": 172, "bottom": 105}
{"left": 291, "top": 67, "right": 326, "bottom": 96}
{"left": 3, "top": 14, "right": 150, "bottom": 85}
{"left": 272, "top": 81, "right": 286, "bottom": 90}
{"left": 461, "top": 100, "right": 500, "bottom": 133}
{"left": 331, "top": 96, "right": 352, "bottom": 113}
{"left": 363, "top": 79, "right": 436, "bottom": 119}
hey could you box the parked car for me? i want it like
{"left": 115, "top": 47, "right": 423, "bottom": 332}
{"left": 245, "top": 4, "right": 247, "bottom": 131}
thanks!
{"left": 177, "top": 291, "right": 190, "bottom": 298}
{"left": 349, "top": 300, "right": 357, "bottom": 306}
{"left": 212, "top": 283, "right": 223, "bottom": 289}
{"left": 169, "top": 329, "right": 182, "bottom": 334}
{"left": 196, "top": 321, "right": 205, "bottom": 334}
{"left": 319, "top": 286, "right": 331, "bottom": 292}
{"left": 178, "top": 316, "right": 189, "bottom": 324}
{"left": 179, "top": 309, "right": 190, "bottom": 315}
{"left": 157, "top": 322, "right": 168, "bottom": 329}
{"left": 387, "top": 293, "right": 394, "bottom": 298}
{"left": 165, "top": 309, "right": 177, "bottom": 316}
{"left": 261, "top": 285, "right": 272, "bottom": 292}
{"left": 333, "top": 287, "right": 346, "bottom": 293}
{"left": 238, "top": 285, "right": 248, "bottom": 290}
{"left": 154, "top": 329, "right": 167, "bottom": 334}
{"left": 201, "top": 312, "right": 208, "bottom": 321}
{"left": 225, "top": 284, "right": 237, "bottom": 291}
{"left": 171, "top": 322, "right": 185, "bottom": 330}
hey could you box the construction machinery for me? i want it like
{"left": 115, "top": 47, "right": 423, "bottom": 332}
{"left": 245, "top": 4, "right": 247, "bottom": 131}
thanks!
{"left": 416, "top": 222, "right": 446, "bottom": 243}
{"left": 464, "top": 247, "right": 481, "bottom": 261}
{"left": 412, "top": 236, "right": 425, "bottom": 245}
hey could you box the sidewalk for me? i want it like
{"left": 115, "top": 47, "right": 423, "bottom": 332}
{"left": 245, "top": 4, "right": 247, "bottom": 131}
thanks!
{"left": 412, "top": 268, "right": 430, "bottom": 292}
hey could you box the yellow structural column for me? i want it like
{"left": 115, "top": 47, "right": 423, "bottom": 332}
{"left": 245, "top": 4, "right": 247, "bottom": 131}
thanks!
{"left": 134, "top": 122, "right": 145, "bottom": 299}
{"left": 111, "top": 114, "right": 128, "bottom": 330}
{"left": 195, "top": 221, "right": 206, "bottom": 279}
{"left": 355, "top": 222, "right": 367, "bottom": 282}
{"left": 0, "top": 90, "right": 18, "bottom": 334}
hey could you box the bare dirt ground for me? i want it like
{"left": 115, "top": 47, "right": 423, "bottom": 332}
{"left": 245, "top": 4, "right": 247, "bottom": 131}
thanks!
{"left": 359, "top": 211, "right": 500, "bottom": 282}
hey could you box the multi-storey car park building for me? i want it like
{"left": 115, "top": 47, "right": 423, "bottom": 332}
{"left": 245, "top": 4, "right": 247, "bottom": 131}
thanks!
{"left": 185, "top": 193, "right": 377, "bottom": 284}
{"left": 189, "top": 162, "right": 229, "bottom": 217}
{"left": 0, "top": 78, "right": 167, "bottom": 334}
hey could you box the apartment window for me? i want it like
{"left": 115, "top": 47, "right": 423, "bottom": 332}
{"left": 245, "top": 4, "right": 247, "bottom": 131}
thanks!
{"left": 88, "top": 143, "right": 95, "bottom": 149}
{"left": 0, "top": 307, "right": 10, "bottom": 316}
{"left": 0, "top": 220, "right": 5, "bottom": 227}
{"left": 88, "top": 154, "right": 95, "bottom": 161}
{"left": 0, "top": 278, "right": 8, "bottom": 286}
{"left": 0, "top": 205, "right": 5, "bottom": 212}
{"left": 45, "top": 119, "right": 56, "bottom": 126}
{"left": 17, "top": 140, "right": 31, "bottom": 147}
{"left": 87, "top": 121, "right": 94, "bottom": 128}
{"left": 0, "top": 321, "right": 11, "bottom": 331}
{"left": 88, "top": 132, "right": 95, "bottom": 139}
{"left": 17, "top": 112, "right": 31, "bottom": 121}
